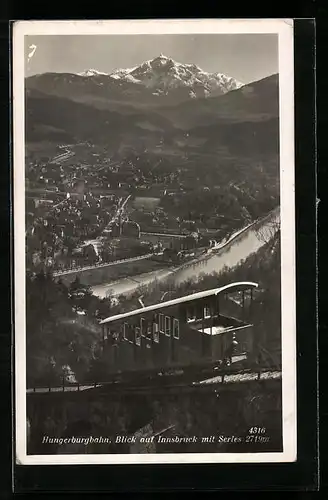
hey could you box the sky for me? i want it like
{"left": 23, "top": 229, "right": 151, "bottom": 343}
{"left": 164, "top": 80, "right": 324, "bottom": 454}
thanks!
{"left": 25, "top": 34, "right": 278, "bottom": 84}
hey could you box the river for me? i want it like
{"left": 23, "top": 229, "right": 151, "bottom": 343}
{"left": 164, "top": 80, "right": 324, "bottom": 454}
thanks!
{"left": 91, "top": 207, "right": 280, "bottom": 299}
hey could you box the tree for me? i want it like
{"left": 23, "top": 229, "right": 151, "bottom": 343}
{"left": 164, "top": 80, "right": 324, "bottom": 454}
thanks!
{"left": 95, "top": 297, "right": 112, "bottom": 320}
{"left": 26, "top": 272, "right": 106, "bottom": 386}
{"left": 83, "top": 244, "right": 98, "bottom": 265}
{"left": 255, "top": 215, "right": 280, "bottom": 246}
{"left": 69, "top": 276, "right": 94, "bottom": 313}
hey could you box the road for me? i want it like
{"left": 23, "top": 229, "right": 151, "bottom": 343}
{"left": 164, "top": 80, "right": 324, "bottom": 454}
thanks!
{"left": 53, "top": 252, "right": 154, "bottom": 277}
{"left": 106, "top": 194, "right": 131, "bottom": 227}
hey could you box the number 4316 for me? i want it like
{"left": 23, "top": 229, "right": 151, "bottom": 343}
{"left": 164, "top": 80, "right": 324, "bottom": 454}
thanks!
{"left": 248, "top": 427, "right": 266, "bottom": 434}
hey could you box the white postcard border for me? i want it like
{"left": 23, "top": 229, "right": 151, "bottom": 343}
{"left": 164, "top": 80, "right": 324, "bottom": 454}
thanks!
{"left": 13, "top": 18, "right": 296, "bottom": 465}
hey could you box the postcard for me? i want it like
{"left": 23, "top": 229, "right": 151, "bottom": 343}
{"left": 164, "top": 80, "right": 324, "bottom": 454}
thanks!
{"left": 13, "top": 18, "right": 296, "bottom": 465}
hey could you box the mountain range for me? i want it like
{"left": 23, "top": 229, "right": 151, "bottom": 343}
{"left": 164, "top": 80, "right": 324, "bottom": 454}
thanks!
{"left": 26, "top": 54, "right": 243, "bottom": 109}
{"left": 25, "top": 54, "right": 279, "bottom": 174}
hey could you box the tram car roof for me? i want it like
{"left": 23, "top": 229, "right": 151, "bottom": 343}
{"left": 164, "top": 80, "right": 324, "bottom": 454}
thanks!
{"left": 100, "top": 281, "right": 258, "bottom": 325}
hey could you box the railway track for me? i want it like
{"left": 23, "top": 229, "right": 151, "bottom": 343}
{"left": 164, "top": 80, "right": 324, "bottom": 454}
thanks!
{"left": 27, "top": 365, "right": 281, "bottom": 395}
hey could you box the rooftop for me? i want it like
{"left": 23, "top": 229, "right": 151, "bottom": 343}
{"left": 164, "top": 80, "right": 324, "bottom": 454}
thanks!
{"left": 99, "top": 281, "right": 258, "bottom": 325}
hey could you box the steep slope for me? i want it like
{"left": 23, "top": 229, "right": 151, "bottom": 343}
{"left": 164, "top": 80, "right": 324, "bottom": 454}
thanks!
{"left": 25, "top": 88, "right": 177, "bottom": 149}
{"left": 186, "top": 117, "right": 279, "bottom": 157}
{"left": 155, "top": 74, "right": 279, "bottom": 129}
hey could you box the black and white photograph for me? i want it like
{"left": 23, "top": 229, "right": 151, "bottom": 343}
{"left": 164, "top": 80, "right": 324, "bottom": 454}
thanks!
{"left": 13, "top": 19, "right": 296, "bottom": 464}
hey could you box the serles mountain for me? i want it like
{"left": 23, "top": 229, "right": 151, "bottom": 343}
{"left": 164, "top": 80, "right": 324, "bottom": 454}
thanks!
{"left": 117, "top": 54, "right": 242, "bottom": 97}
{"left": 25, "top": 54, "right": 243, "bottom": 109}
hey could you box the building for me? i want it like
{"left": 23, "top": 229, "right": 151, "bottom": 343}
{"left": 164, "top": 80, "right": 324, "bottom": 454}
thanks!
{"left": 121, "top": 221, "right": 141, "bottom": 239}
{"left": 99, "top": 282, "right": 258, "bottom": 376}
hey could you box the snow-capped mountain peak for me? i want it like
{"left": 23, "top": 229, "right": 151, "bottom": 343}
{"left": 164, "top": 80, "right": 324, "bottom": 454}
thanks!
{"left": 123, "top": 54, "right": 243, "bottom": 96}
{"left": 54, "top": 55, "right": 243, "bottom": 105}
{"left": 76, "top": 55, "right": 242, "bottom": 97}
{"left": 110, "top": 66, "right": 137, "bottom": 77}
{"left": 78, "top": 69, "right": 109, "bottom": 77}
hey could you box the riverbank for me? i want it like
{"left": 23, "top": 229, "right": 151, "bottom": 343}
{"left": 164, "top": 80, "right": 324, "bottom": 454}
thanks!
{"left": 92, "top": 207, "right": 280, "bottom": 298}
{"left": 58, "top": 257, "right": 170, "bottom": 287}
{"left": 173, "top": 207, "right": 279, "bottom": 273}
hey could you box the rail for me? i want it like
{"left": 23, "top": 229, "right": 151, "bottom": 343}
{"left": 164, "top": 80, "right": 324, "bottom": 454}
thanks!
{"left": 27, "top": 365, "right": 281, "bottom": 394}
{"left": 141, "top": 231, "right": 186, "bottom": 238}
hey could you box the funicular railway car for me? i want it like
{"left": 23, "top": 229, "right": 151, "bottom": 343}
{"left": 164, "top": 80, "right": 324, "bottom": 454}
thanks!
{"left": 99, "top": 282, "right": 258, "bottom": 380}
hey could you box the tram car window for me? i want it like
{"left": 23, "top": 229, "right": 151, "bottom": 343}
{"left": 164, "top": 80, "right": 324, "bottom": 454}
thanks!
{"left": 187, "top": 308, "right": 196, "bottom": 322}
{"left": 173, "top": 318, "right": 180, "bottom": 339}
{"left": 204, "top": 305, "right": 211, "bottom": 318}
{"left": 135, "top": 327, "right": 141, "bottom": 346}
{"left": 153, "top": 322, "right": 159, "bottom": 343}
{"left": 165, "top": 316, "right": 171, "bottom": 336}
{"left": 140, "top": 317, "right": 145, "bottom": 336}
{"left": 112, "top": 330, "right": 120, "bottom": 343}
{"left": 240, "top": 341, "right": 248, "bottom": 353}
{"left": 159, "top": 313, "right": 165, "bottom": 333}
